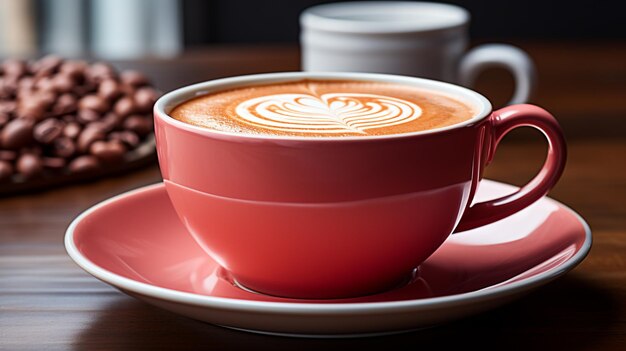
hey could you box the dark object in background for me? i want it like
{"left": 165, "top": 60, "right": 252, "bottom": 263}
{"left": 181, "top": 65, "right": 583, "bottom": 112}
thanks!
{"left": 182, "top": 0, "right": 626, "bottom": 45}
{"left": 0, "top": 55, "right": 159, "bottom": 195}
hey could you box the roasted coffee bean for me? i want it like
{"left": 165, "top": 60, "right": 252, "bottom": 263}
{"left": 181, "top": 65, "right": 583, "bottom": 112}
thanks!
{"left": 16, "top": 153, "right": 43, "bottom": 179}
{"left": 5, "top": 75, "right": 20, "bottom": 87}
{"left": 120, "top": 70, "right": 148, "bottom": 87}
{"left": 35, "top": 76, "right": 56, "bottom": 92}
{"left": 42, "top": 157, "right": 66, "bottom": 170}
{"left": 79, "top": 94, "right": 109, "bottom": 114}
{"left": 63, "top": 122, "right": 81, "bottom": 139}
{"left": 101, "top": 112, "right": 123, "bottom": 130}
{"left": 123, "top": 115, "right": 152, "bottom": 136}
{"left": 15, "top": 88, "right": 32, "bottom": 100}
{"left": 1, "top": 118, "right": 34, "bottom": 149}
{"left": 1, "top": 72, "right": 17, "bottom": 81}
{"left": 87, "top": 121, "right": 113, "bottom": 134}
{"left": 52, "top": 137, "right": 76, "bottom": 158}
{"left": 119, "top": 84, "right": 136, "bottom": 96}
{"left": 34, "top": 118, "right": 65, "bottom": 144}
{"left": 0, "top": 86, "right": 9, "bottom": 100}
{"left": 109, "top": 130, "right": 139, "bottom": 148}
{"left": 38, "top": 90, "right": 57, "bottom": 109}
{"left": 19, "top": 88, "right": 56, "bottom": 112}
{"left": 32, "top": 55, "right": 62, "bottom": 77}
{"left": 0, "top": 112, "right": 9, "bottom": 127}
{"left": 16, "top": 99, "right": 47, "bottom": 120}
{"left": 134, "top": 87, "right": 158, "bottom": 113}
{"left": 77, "top": 124, "right": 106, "bottom": 152}
{"left": 88, "top": 62, "right": 116, "bottom": 82}
{"left": 68, "top": 155, "right": 99, "bottom": 173}
{"left": 0, "top": 101, "right": 16, "bottom": 114}
{"left": 77, "top": 109, "right": 100, "bottom": 124}
{"left": 16, "top": 76, "right": 34, "bottom": 91}
{"left": 90, "top": 140, "right": 126, "bottom": 163}
{"left": 2, "top": 59, "right": 27, "bottom": 78}
{"left": 98, "top": 79, "right": 121, "bottom": 101}
{"left": 0, "top": 150, "right": 17, "bottom": 162}
{"left": 0, "top": 160, "right": 13, "bottom": 181}
{"left": 59, "top": 60, "right": 87, "bottom": 80}
{"left": 0, "top": 79, "right": 16, "bottom": 99}
{"left": 52, "top": 74, "right": 75, "bottom": 94}
{"left": 88, "top": 140, "right": 106, "bottom": 154}
{"left": 113, "top": 96, "right": 135, "bottom": 117}
{"left": 52, "top": 93, "right": 77, "bottom": 116}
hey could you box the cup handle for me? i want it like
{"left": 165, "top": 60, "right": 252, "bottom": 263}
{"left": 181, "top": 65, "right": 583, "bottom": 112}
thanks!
{"left": 458, "top": 44, "right": 536, "bottom": 105}
{"left": 454, "top": 104, "right": 567, "bottom": 232}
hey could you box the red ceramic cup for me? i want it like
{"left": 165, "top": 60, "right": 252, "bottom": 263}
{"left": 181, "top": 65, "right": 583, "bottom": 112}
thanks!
{"left": 154, "top": 72, "right": 566, "bottom": 299}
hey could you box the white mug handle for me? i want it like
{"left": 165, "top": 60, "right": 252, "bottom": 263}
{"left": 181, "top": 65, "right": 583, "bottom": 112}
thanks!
{"left": 458, "top": 44, "right": 536, "bottom": 105}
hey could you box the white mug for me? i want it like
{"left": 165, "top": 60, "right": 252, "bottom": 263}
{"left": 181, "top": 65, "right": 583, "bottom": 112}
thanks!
{"left": 300, "top": 1, "right": 536, "bottom": 104}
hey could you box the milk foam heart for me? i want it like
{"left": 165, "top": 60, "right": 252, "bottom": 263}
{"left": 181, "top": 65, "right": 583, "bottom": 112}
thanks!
{"left": 235, "top": 93, "right": 421, "bottom": 134}
{"left": 170, "top": 80, "right": 475, "bottom": 137}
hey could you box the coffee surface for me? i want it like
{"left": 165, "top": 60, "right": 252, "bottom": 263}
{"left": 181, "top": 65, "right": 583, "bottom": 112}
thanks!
{"left": 170, "top": 80, "right": 475, "bottom": 137}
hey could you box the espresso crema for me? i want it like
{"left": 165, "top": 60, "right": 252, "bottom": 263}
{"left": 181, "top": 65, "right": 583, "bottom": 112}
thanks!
{"left": 170, "top": 80, "right": 475, "bottom": 137}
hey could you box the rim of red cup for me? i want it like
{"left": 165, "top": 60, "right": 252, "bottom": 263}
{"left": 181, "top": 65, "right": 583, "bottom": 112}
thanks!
{"left": 65, "top": 182, "right": 592, "bottom": 314}
{"left": 153, "top": 72, "right": 493, "bottom": 142}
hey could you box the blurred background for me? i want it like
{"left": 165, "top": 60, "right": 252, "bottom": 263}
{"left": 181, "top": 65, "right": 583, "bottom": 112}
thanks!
{"left": 1, "top": 0, "right": 625, "bottom": 59}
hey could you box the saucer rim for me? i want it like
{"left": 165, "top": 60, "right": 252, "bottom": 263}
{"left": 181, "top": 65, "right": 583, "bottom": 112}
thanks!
{"left": 64, "top": 180, "right": 592, "bottom": 314}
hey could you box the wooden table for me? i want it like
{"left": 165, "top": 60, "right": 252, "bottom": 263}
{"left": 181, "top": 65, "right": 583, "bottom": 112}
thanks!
{"left": 1, "top": 43, "right": 625, "bottom": 350}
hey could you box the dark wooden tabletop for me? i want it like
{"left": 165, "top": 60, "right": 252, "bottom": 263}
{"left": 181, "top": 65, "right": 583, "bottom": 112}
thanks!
{"left": 1, "top": 42, "right": 625, "bottom": 350}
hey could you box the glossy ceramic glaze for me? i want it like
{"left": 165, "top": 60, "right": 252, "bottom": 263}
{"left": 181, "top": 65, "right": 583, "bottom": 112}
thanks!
{"left": 154, "top": 72, "right": 566, "bottom": 298}
{"left": 65, "top": 181, "right": 591, "bottom": 337}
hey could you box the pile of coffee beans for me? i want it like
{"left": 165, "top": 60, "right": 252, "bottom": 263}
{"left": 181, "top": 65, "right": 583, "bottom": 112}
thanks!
{"left": 0, "top": 55, "right": 159, "bottom": 182}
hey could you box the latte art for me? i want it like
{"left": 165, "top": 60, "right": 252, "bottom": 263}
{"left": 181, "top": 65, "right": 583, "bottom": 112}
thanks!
{"left": 170, "top": 80, "right": 475, "bottom": 137}
{"left": 235, "top": 93, "right": 421, "bottom": 134}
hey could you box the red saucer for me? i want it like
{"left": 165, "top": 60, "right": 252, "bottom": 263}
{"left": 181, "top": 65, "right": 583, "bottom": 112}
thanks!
{"left": 66, "top": 180, "right": 591, "bottom": 336}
